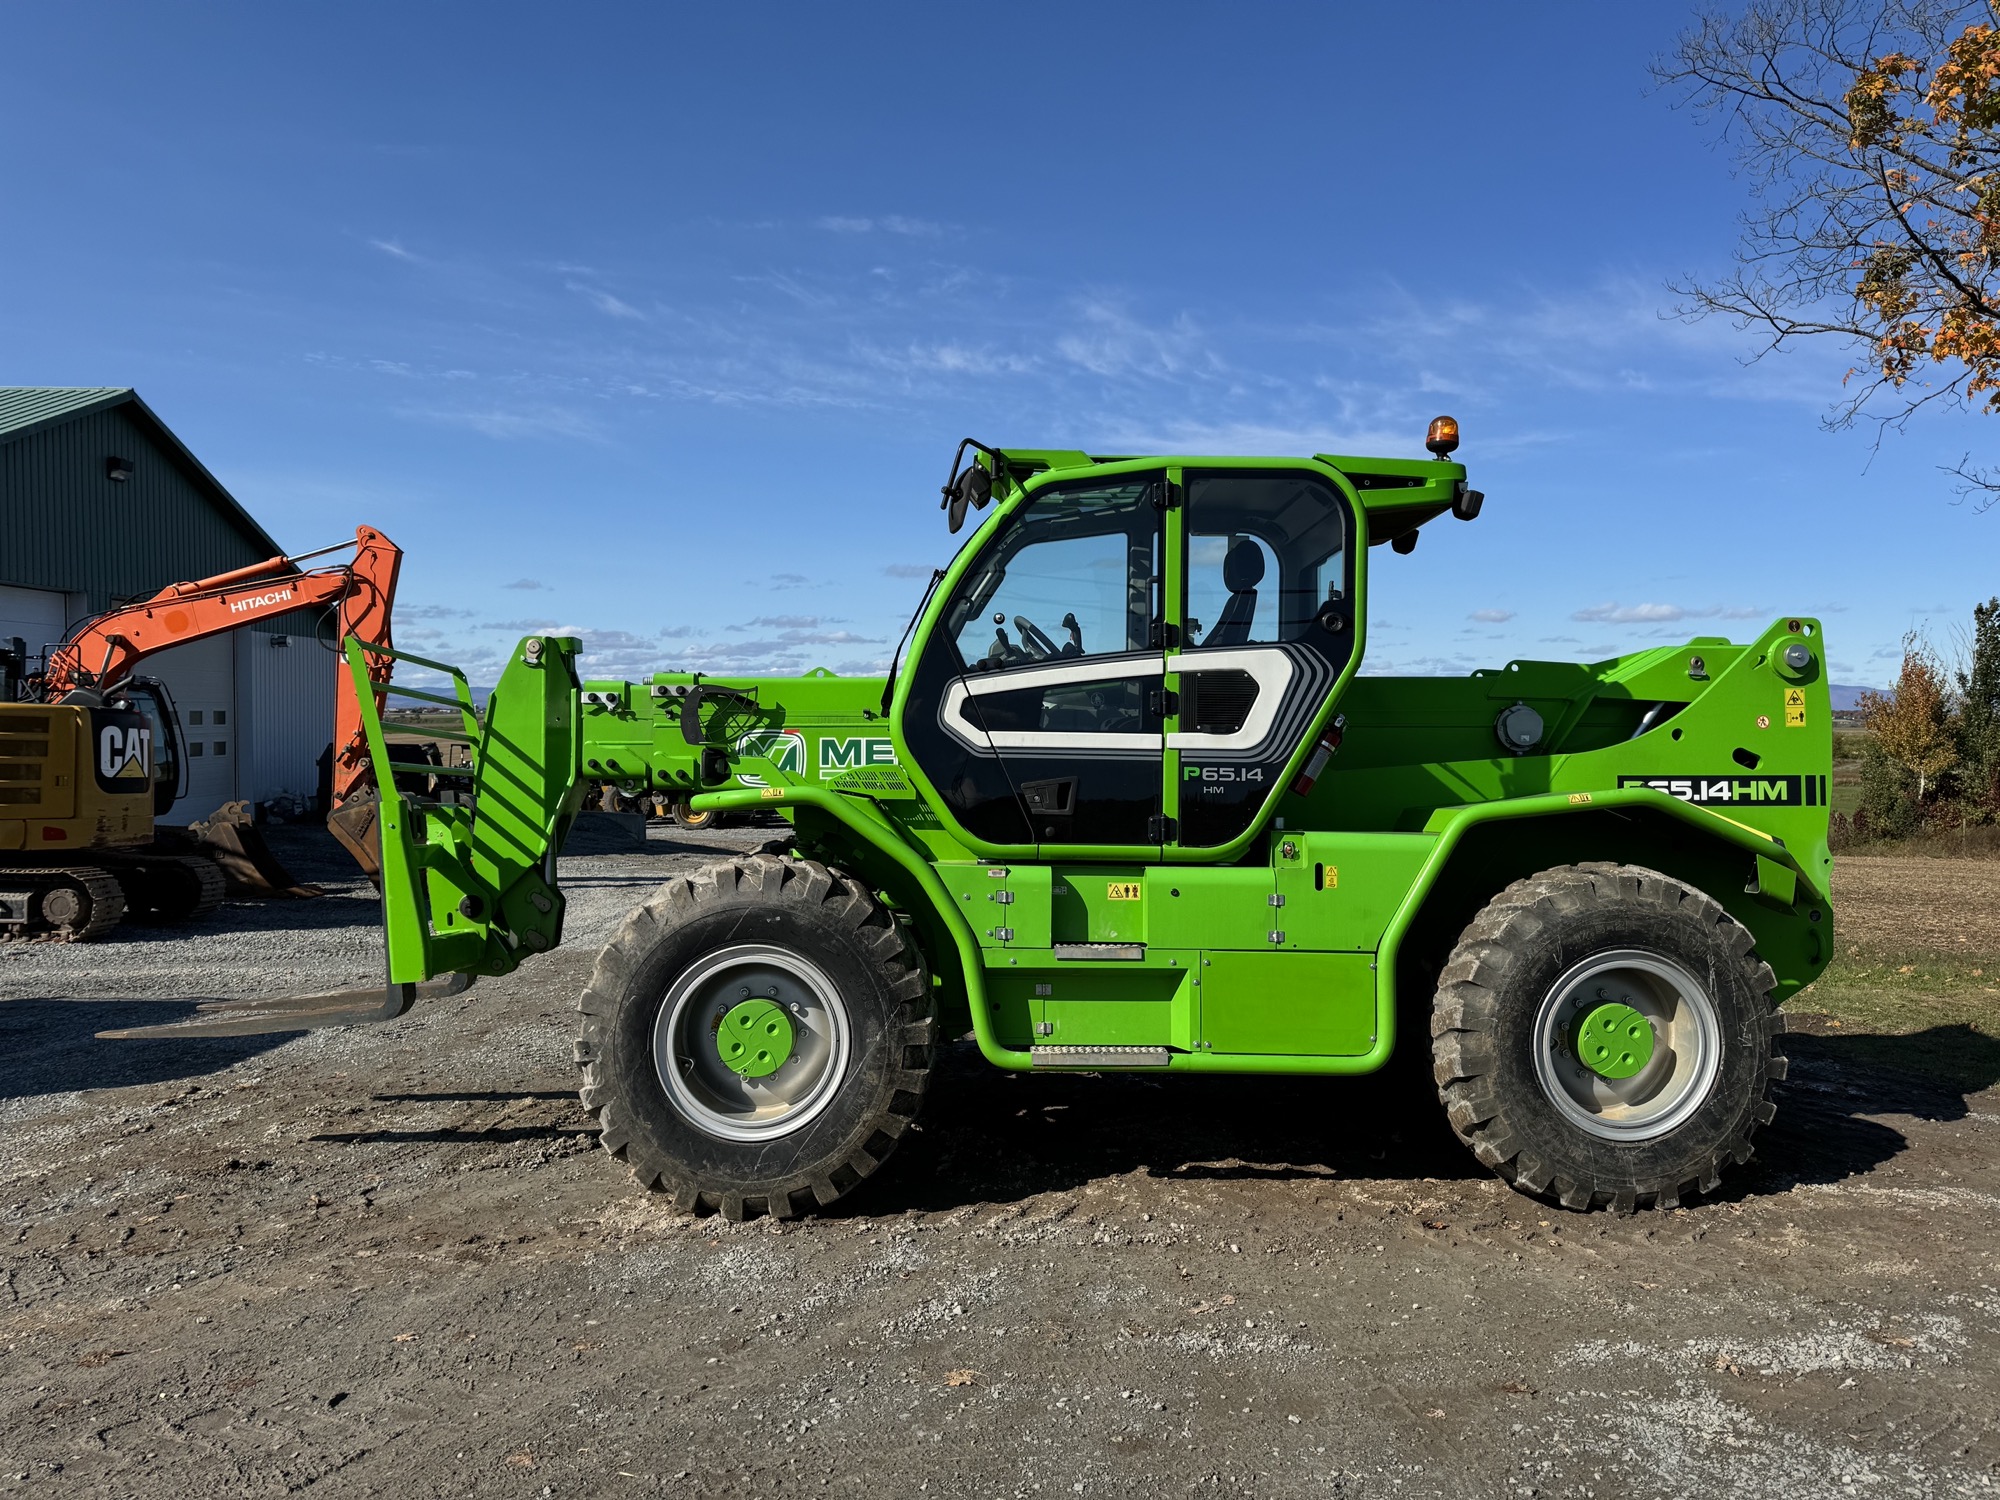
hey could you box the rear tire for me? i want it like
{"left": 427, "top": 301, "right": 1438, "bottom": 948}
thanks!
{"left": 1431, "top": 863, "right": 1784, "bottom": 1212}
{"left": 574, "top": 854, "right": 935, "bottom": 1220}
{"left": 670, "top": 800, "right": 718, "bottom": 831}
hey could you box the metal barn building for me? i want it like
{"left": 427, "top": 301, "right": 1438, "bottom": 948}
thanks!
{"left": 0, "top": 387, "right": 333, "bottom": 822}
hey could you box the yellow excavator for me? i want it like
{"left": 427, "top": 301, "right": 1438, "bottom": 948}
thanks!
{"left": 0, "top": 526, "right": 401, "bottom": 941}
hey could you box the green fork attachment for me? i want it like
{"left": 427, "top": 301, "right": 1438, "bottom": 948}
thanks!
{"left": 356, "top": 633, "right": 586, "bottom": 986}
{"left": 100, "top": 634, "right": 586, "bottom": 1040}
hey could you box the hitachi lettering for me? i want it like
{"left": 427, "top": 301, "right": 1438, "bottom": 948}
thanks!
{"left": 229, "top": 588, "right": 294, "bottom": 614}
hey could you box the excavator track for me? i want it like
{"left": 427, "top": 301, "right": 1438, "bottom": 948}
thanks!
{"left": 107, "top": 852, "right": 228, "bottom": 923}
{"left": 0, "top": 865, "right": 127, "bottom": 942}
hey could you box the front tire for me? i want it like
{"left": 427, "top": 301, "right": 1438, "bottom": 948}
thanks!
{"left": 1431, "top": 863, "right": 1784, "bottom": 1212}
{"left": 575, "top": 854, "right": 935, "bottom": 1220}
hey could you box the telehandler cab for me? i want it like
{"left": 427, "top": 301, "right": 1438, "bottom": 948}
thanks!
{"left": 124, "top": 422, "right": 1835, "bottom": 1219}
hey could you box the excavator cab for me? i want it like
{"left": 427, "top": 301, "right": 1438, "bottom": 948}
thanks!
{"left": 118, "top": 678, "right": 185, "bottom": 818}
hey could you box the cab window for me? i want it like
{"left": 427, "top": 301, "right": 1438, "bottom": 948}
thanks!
{"left": 1183, "top": 472, "right": 1349, "bottom": 649}
{"left": 944, "top": 478, "right": 1158, "bottom": 672}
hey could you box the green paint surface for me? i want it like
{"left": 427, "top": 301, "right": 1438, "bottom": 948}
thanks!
{"left": 1576, "top": 1003, "right": 1653, "bottom": 1080}
{"left": 717, "top": 999, "right": 795, "bottom": 1079}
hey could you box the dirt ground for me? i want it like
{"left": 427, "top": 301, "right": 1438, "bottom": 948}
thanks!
{"left": 4, "top": 834, "right": 1998, "bottom": 1498}
{"left": 1825, "top": 855, "right": 2000, "bottom": 961}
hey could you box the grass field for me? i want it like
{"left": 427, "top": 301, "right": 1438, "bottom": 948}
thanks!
{"left": 1795, "top": 853, "right": 2000, "bottom": 1090}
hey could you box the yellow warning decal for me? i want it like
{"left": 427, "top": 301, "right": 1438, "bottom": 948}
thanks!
{"left": 1568, "top": 792, "right": 1593, "bottom": 805}
{"left": 1785, "top": 707, "right": 1807, "bottom": 728}
{"left": 1323, "top": 866, "right": 1339, "bottom": 889}
{"left": 1784, "top": 687, "right": 1806, "bottom": 708}
{"left": 760, "top": 787, "right": 786, "bottom": 799}
{"left": 1106, "top": 881, "right": 1142, "bottom": 901}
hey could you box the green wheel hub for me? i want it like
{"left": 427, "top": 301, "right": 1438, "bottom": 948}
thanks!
{"left": 1575, "top": 1002, "right": 1654, "bottom": 1080}
{"left": 716, "top": 998, "right": 796, "bottom": 1078}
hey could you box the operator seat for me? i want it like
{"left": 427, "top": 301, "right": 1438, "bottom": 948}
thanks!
{"left": 1203, "top": 538, "right": 1264, "bottom": 647}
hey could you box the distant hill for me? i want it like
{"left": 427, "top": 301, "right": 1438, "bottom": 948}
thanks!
{"left": 1830, "top": 683, "right": 1875, "bottom": 711}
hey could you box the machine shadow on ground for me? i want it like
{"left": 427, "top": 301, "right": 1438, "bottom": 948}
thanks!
{"left": 307, "top": 1086, "right": 595, "bottom": 1146}
{"left": 0, "top": 998, "right": 293, "bottom": 1099}
{"left": 101, "top": 892, "right": 386, "bottom": 941}
{"left": 826, "top": 1027, "right": 2000, "bottom": 1219}
{"left": 828, "top": 1044, "right": 1481, "bottom": 1217}
{"left": 1738, "top": 1024, "right": 2000, "bottom": 1199}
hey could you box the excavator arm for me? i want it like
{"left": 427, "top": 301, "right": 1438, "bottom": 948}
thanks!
{"left": 39, "top": 525, "right": 404, "bottom": 873}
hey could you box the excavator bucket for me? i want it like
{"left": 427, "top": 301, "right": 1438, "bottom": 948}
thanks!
{"left": 183, "top": 801, "right": 326, "bottom": 898}
{"left": 326, "top": 790, "right": 384, "bottom": 885}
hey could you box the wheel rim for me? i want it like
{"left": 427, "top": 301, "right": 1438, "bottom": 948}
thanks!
{"left": 653, "top": 943, "right": 850, "bottom": 1141}
{"left": 1530, "top": 948, "right": 1722, "bottom": 1142}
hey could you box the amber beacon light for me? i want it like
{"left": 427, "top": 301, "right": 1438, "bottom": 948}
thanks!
{"left": 1425, "top": 415, "right": 1460, "bottom": 457}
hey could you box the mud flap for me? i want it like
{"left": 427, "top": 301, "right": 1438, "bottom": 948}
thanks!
{"left": 97, "top": 972, "right": 474, "bottom": 1040}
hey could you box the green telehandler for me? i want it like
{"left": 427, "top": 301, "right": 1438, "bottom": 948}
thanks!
{"left": 125, "top": 419, "right": 1835, "bottom": 1220}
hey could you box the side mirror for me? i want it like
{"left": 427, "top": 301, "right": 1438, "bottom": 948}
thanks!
{"left": 941, "top": 439, "right": 1005, "bottom": 533}
{"left": 946, "top": 463, "right": 992, "bottom": 534}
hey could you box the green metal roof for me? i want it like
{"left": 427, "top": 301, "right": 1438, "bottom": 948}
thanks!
{"left": 0, "top": 386, "right": 133, "bottom": 440}
{"left": 0, "top": 386, "right": 282, "bottom": 558}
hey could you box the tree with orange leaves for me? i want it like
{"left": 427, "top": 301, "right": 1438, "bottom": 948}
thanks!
{"left": 1860, "top": 631, "right": 1961, "bottom": 803}
{"left": 1659, "top": 2, "right": 2000, "bottom": 508}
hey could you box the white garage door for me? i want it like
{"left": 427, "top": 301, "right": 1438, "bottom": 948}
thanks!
{"left": 146, "top": 634, "right": 238, "bottom": 822}
{"left": 0, "top": 584, "right": 78, "bottom": 665}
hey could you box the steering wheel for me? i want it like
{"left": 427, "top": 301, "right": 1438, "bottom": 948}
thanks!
{"left": 1012, "top": 614, "right": 1059, "bottom": 660}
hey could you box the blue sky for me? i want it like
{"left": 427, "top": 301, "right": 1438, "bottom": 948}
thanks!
{"left": 4, "top": 3, "right": 1994, "bottom": 691}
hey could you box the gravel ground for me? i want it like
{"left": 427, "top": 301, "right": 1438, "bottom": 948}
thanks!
{"left": 4, "top": 829, "right": 1998, "bottom": 1498}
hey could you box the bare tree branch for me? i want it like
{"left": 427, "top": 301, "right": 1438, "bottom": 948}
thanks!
{"left": 1658, "top": 0, "right": 2000, "bottom": 499}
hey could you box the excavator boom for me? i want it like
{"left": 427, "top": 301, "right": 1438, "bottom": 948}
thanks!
{"left": 40, "top": 526, "right": 402, "bottom": 810}
{"left": 29, "top": 525, "right": 404, "bottom": 884}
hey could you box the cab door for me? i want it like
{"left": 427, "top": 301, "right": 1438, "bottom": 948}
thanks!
{"left": 1165, "top": 467, "right": 1358, "bottom": 851}
{"left": 903, "top": 470, "right": 1169, "bottom": 854}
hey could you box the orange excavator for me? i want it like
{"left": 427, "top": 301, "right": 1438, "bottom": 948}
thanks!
{"left": 0, "top": 526, "right": 402, "bottom": 941}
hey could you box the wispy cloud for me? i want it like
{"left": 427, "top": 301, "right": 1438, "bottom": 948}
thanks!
{"left": 566, "top": 281, "right": 646, "bottom": 320}
{"left": 883, "top": 563, "right": 936, "bottom": 579}
{"left": 369, "top": 238, "right": 419, "bottom": 261}
{"left": 1056, "top": 300, "right": 1217, "bottom": 380}
{"left": 780, "top": 629, "right": 878, "bottom": 645}
{"left": 815, "top": 214, "right": 948, "bottom": 237}
{"left": 400, "top": 404, "right": 600, "bottom": 441}
{"left": 1337, "top": 275, "right": 1857, "bottom": 412}
{"left": 504, "top": 578, "right": 549, "bottom": 591}
{"left": 734, "top": 614, "right": 822, "bottom": 630}
{"left": 1572, "top": 602, "right": 1765, "bottom": 624}
{"left": 1468, "top": 608, "right": 1515, "bottom": 624}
